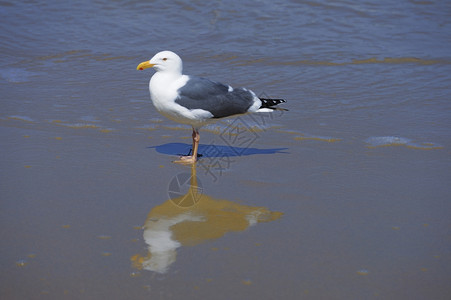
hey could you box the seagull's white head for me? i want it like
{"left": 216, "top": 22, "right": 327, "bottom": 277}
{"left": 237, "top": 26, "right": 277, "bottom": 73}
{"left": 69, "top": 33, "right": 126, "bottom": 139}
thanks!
{"left": 137, "top": 51, "right": 183, "bottom": 74}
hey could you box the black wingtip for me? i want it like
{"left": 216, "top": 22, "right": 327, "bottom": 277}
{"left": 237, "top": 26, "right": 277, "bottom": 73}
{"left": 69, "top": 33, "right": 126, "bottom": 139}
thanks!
{"left": 259, "top": 98, "right": 286, "bottom": 108}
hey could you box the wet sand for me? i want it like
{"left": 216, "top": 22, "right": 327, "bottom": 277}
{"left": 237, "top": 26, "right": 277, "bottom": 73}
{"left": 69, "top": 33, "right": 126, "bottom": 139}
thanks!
{"left": 1, "top": 111, "right": 450, "bottom": 299}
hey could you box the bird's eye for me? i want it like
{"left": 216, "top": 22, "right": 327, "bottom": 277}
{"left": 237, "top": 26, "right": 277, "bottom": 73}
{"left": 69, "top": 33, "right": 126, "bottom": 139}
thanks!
{"left": 162, "top": 58, "right": 167, "bottom": 61}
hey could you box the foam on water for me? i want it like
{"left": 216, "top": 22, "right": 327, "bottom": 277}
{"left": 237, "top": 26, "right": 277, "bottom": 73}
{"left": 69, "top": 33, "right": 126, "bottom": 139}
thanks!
{"left": 365, "top": 136, "right": 443, "bottom": 150}
{"left": 7, "top": 115, "right": 34, "bottom": 122}
{"left": 365, "top": 136, "right": 411, "bottom": 146}
{"left": 57, "top": 123, "right": 101, "bottom": 129}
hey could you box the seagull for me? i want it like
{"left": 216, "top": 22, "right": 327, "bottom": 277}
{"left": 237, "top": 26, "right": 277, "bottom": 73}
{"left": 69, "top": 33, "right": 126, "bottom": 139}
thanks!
{"left": 137, "top": 50, "right": 285, "bottom": 164}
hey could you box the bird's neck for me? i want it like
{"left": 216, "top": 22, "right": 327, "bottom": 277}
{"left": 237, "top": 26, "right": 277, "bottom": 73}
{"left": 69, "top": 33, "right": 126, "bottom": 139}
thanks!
{"left": 149, "top": 72, "right": 187, "bottom": 106}
{"left": 151, "top": 71, "right": 182, "bottom": 87}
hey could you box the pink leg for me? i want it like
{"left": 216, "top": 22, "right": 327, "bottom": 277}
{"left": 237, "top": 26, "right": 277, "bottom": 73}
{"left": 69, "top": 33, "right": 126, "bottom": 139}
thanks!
{"left": 174, "top": 128, "right": 199, "bottom": 164}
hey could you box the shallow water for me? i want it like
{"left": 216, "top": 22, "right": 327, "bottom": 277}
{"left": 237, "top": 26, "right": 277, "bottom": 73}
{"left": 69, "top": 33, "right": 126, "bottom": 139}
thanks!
{"left": 1, "top": 0, "right": 450, "bottom": 299}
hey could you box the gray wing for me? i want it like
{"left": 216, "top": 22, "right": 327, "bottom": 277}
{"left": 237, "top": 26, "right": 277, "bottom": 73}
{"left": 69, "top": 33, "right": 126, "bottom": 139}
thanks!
{"left": 175, "top": 77, "right": 256, "bottom": 118}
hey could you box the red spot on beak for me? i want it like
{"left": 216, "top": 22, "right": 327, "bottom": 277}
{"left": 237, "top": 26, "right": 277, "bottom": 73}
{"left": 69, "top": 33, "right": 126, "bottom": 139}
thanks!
{"left": 139, "top": 68, "right": 144, "bottom": 70}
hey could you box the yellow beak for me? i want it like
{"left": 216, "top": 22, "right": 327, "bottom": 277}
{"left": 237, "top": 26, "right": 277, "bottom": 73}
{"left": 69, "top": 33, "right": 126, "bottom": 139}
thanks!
{"left": 137, "top": 61, "right": 155, "bottom": 71}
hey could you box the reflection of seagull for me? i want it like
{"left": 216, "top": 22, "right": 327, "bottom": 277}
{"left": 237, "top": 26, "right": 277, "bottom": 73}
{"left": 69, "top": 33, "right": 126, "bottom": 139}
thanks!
{"left": 138, "top": 212, "right": 204, "bottom": 274}
{"left": 137, "top": 51, "right": 286, "bottom": 164}
{"left": 132, "top": 196, "right": 282, "bottom": 274}
{"left": 131, "top": 165, "right": 283, "bottom": 274}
